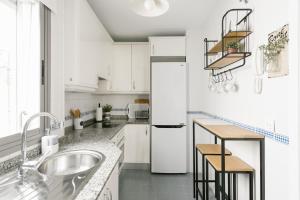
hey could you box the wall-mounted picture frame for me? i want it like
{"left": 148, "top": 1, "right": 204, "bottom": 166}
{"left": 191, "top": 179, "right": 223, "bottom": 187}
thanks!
{"left": 266, "top": 24, "right": 289, "bottom": 78}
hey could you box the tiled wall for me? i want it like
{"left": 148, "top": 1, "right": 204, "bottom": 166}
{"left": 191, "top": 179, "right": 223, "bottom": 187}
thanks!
{"left": 64, "top": 92, "right": 149, "bottom": 127}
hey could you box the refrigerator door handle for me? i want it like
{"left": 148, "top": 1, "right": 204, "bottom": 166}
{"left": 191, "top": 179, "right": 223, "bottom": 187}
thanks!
{"left": 153, "top": 125, "right": 186, "bottom": 129}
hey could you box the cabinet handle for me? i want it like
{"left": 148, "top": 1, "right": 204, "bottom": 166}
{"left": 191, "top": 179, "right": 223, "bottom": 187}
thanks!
{"left": 152, "top": 45, "right": 155, "bottom": 55}
{"left": 132, "top": 81, "right": 136, "bottom": 90}
{"left": 109, "top": 189, "right": 112, "bottom": 200}
{"left": 146, "top": 128, "right": 148, "bottom": 135}
{"left": 106, "top": 188, "right": 112, "bottom": 200}
{"left": 103, "top": 193, "right": 107, "bottom": 200}
{"left": 69, "top": 77, "right": 73, "bottom": 82}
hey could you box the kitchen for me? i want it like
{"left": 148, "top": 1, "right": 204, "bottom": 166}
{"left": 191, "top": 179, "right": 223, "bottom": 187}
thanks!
{"left": 0, "top": 0, "right": 299, "bottom": 200}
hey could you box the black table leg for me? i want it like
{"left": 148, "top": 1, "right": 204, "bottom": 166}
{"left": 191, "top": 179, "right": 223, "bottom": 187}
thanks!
{"left": 260, "top": 139, "right": 265, "bottom": 200}
{"left": 228, "top": 173, "right": 231, "bottom": 200}
{"left": 193, "top": 122, "right": 196, "bottom": 198}
{"left": 233, "top": 174, "right": 237, "bottom": 200}
{"left": 202, "top": 155, "right": 205, "bottom": 200}
{"left": 196, "top": 147, "right": 199, "bottom": 200}
{"left": 250, "top": 172, "right": 254, "bottom": 200}
{"left": 221, "top": 140, "right": 226, "bottom": 200}
{"left": 206, "top": 159, "right": 209, "bottom": 200}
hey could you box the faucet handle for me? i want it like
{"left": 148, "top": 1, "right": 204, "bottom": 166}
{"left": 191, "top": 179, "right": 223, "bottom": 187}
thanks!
{"left": 51, "top": 120, "right": 64, "bottom": 130}
{"left": 45, "top": 128, "right": 51, "bottom": 136}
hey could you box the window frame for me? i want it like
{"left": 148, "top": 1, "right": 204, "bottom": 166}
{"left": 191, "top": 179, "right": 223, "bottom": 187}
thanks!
{"left": 0, "top": 3, "right": 51, "bottom": 158}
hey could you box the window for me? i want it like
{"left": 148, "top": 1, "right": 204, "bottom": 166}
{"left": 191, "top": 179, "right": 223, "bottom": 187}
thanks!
{"left": 0, "top": 0, "right": 45, "bottom": 139}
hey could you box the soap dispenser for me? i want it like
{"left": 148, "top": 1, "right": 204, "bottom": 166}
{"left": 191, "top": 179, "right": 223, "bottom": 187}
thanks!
{"left": 96, "top": 103, "right": 103, "bottom": 122}
{"left": 41, "top": 128, "right": 59, "bottom": 155}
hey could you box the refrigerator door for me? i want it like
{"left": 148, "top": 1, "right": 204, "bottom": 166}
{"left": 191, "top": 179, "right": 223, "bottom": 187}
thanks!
{"left": 151, "top": 62, "right": 187, "bottom": 125}
{"left": 151, "top": 125, "right": 187, "bottom": 173}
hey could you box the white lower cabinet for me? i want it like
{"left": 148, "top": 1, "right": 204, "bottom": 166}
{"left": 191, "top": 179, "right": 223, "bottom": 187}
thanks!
{"left": 97, "top": 164, "right": 119, "bottom": 200}
{"left": 124, "top": 124, "right": 150, "bottom": 163}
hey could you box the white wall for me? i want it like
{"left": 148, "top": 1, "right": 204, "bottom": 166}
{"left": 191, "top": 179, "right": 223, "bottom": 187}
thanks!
{"left": 186, "top": 0, "right": 299, "bottom": 200}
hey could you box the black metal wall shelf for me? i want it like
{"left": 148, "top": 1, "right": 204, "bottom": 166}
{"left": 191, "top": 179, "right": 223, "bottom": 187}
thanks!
{"left": 204, "top": 9, "right": 253, "bottom": 77}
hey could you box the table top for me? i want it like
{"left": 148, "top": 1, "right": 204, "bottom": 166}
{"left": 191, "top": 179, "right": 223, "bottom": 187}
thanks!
{"left": 193, "top": 119, "right": 264, "bottom": 140}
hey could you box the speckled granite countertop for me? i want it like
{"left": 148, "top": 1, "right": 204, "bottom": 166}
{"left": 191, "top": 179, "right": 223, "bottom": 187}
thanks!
{"left": 0, "top": 119, "right": 149, "bottom": 200}
{"left": 60, "top": 119, "right": 149, "bottom": 200}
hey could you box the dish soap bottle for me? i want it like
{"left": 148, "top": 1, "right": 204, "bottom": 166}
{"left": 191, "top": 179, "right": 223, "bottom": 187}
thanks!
{"left": 96, "top": 103, "right": 103, "bottom": 122}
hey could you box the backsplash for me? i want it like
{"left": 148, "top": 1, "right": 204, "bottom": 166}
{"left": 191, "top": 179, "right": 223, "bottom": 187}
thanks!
{"left": 65, "top": 92, "right": 149, "bottom": 127}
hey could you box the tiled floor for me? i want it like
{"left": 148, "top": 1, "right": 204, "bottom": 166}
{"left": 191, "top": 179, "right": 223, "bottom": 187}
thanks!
{"left": 119, "top": 169, "right": 194, "bottom": 200}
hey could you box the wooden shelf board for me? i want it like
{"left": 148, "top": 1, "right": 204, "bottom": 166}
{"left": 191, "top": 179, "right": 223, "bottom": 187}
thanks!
{"left": 208, "top": 31, "right": 252, "bottom": 53}
{"left": 205, "top": 52, "right": 251, "bottom": 70}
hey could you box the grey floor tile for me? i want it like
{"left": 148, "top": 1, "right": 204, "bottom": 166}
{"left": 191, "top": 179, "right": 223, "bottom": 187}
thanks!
{"left": 119, "top": 169, "right": 194, "bottom": 200}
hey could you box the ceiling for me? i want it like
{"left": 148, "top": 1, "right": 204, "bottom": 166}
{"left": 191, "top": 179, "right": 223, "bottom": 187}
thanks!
{"left": 88, "top": 0, "right": 218, "bottom": 42}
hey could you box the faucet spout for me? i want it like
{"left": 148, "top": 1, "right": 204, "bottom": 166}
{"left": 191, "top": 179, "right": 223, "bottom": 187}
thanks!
{"left": 19, "top": 112, "right": 60, "bottom": 177}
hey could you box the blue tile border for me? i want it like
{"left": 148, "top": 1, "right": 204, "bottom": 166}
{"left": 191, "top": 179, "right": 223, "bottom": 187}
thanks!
{"left": 187, "top": 111, "right": 289, "bottom": 145}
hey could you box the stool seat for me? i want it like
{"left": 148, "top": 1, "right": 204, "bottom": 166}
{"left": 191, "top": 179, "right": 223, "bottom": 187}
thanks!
{"left": 206, "top": 155, "right": 254, "bottom": 173}
{"left": 196, "top": 144, "right": 231, "bottom": 155}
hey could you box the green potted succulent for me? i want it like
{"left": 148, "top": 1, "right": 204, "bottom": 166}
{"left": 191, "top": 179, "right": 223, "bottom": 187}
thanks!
{"left": 103, "top": 104, "right": 112, "bottom": 123}
{"left": 227, "top": 41, "right": 240, "bottom": 53}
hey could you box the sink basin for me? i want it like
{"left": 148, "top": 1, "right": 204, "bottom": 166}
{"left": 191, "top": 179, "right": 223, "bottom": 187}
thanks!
{"left": 38, "top": 150, "right": 105, "bottom": 176}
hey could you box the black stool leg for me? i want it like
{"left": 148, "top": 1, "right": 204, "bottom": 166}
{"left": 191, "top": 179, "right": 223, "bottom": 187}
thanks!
{"left": 228, "top": 173, "right": 231, "bottom": 200}
{"left": 196, "top": 150, "right": 199, "bottom": 200}
{"left": 249, "top": 172, "right": 254, "bottom": 200}
{"left": 202, "top": 155, "right": 205, "bottom": 200}
{"left": 193, "top": 123, "right": 195, "bottom": 198}
{"left": 233, "top": 174, "right": 237, "bottom": 200}
{"left": 206, "top": 160, "right": 209, "bottom": 200}
{"left": 215, "top": 172, "right": 218, "bottom": 198}
{"left": 216, "top": 172, "right": 220, "bottom": 200}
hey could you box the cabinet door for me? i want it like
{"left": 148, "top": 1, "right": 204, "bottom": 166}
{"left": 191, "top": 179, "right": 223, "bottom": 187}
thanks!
{"left": 106, "top": 164, "right": 119, "bottom": 200}
{"left": 111, "top": 44, "right": 132, "bottom": 91}
{"left": 64, "top": 0, "right": 79, "bottom": 86}
{"left": 97, "top": 164, "right": 119, "bottom": 200}
{"left": 132, "top": 44, "right": 150, "bottom": 92}
{"left": 78, "top": 0, "right": 100, "bottom": 88}
{"left": 149, "top": 37, "right": 186, "bottom": 57}
{"left": 124, "top": 125, "right": 150, "bottom": 163}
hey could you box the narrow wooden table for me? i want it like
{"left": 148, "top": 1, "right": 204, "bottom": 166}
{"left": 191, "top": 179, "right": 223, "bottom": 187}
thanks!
{"left": 193, "top": 119, "right": 265, "bottom": 200}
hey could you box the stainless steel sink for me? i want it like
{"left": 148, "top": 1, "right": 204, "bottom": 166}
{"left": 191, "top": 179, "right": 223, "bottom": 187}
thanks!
{"left": 38, "top": 150, "right": 105, "bottom": 176}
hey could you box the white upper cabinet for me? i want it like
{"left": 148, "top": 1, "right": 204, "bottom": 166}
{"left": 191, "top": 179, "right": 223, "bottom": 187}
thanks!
{"left": 97, "top": 43, "right": 150, "bottom": 94}
{"left": 131, "top": 43, "right": 150, "bottom": 92}
{"left": 111, "top": 44, "right": 132, "bottom": 92}
{"left": 149, "top": 36, "right": 186, "bottom": 57}
{"left": 64, "top": 0, "right": 113, "bottom": 92}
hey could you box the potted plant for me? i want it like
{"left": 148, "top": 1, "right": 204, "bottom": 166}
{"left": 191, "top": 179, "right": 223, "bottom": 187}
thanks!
{"left": 227, "top": 41, "right": 240, "bottom": 53}
{"left": 102, "top": 104, "right": 112, "bottom": 123}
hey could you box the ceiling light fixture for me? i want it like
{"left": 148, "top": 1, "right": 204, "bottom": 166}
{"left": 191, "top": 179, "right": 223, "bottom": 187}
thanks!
{"left": 144, "top": 0, "right": 156, "bottom": 11}
{"left": 129, "top": 0, "right": 170, "bottom": 17}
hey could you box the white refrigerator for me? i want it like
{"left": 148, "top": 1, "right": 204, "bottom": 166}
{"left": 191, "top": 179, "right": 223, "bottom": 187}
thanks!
{"left": 151, "top": 62, "right": 187, "bottom": 173}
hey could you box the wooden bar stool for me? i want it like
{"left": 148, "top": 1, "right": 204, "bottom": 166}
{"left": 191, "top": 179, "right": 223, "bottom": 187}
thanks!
{"left": 195, "top": 144, "right": 231, "bottom": 200}
{"left": 205, "top": 155, "right": 255, "bottom": 200}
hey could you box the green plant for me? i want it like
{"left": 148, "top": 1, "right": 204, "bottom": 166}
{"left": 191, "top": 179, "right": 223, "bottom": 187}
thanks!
{"left": 227, "top": 41, "right": 240, "bottom": 49}
{"left": 262, "top": 37, "right": 289, "bottom": 64}
{"left": 103, "top": 104, "right": 112, "bottom": 112}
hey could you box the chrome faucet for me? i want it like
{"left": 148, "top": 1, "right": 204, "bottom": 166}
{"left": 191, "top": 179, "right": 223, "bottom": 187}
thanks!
{"left": 18, "top": 112, "right": 60, "bottom": 177}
